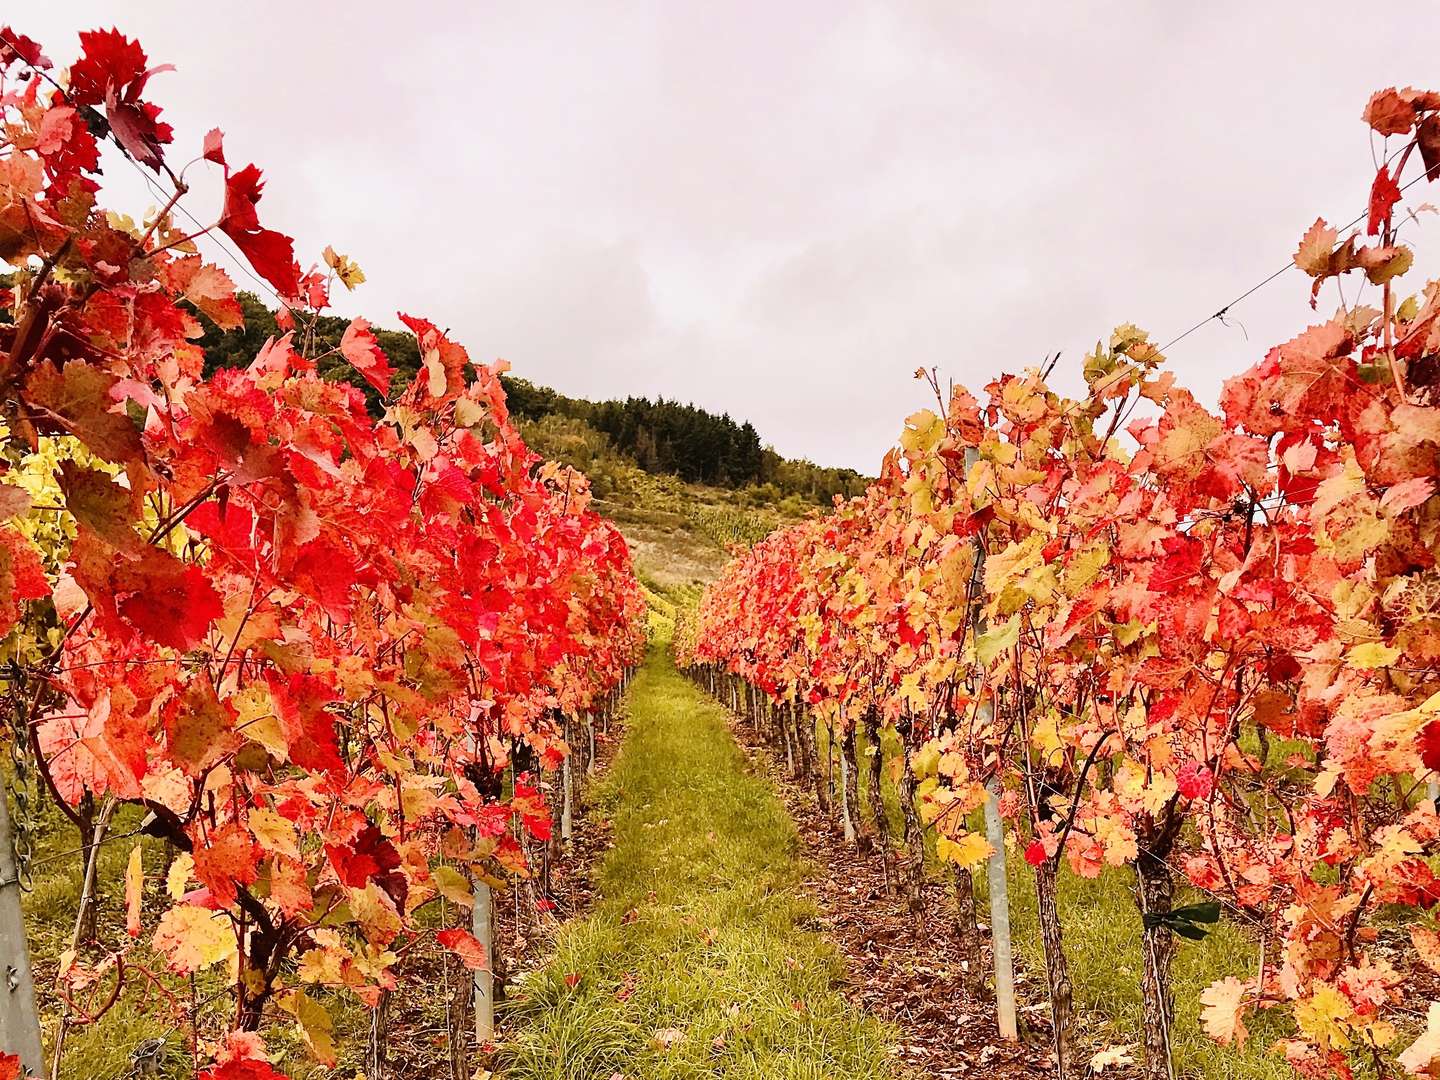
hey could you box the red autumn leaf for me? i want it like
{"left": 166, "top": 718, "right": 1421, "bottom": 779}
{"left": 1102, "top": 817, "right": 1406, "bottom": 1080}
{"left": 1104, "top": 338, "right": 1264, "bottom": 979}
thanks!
{"left": 264, "top": 670, "right": 344, "bottom": 779}
{"left": 1176, "top": 760, "right": 1215, "bottom": 801}
{"left": 105, "top": 86, "right": 174, "bottom": 171}
{"left": 288, "top": 538, "right": 360, "bottom": 620}
{"left": 191, "top": 821, "right": 260, "bottom": 909}
{"left": 67, "top": 28, "right": 174, "bottom": 168}
{"left": 198, "top": 1032, "right": 289, "bottom": 1080}
{"left": 0, "top": 527, "right": 48, "bottom": 639}
{"left": 0, "top": 27, "right": 49, "bottom": 71}
{"left": 25, "top": 361, "right": 145, "bottom": 465}
{"left": 70, "top": 528, "right": 223, "bottom": 651}
{"left": 398, "top": 313, "right": 470, "bottom": 401}
{"left": 1367, "top": 166, "right": 1402, "bottom": 236}
{"left": 0, "top": 1054, "right": 21, "bottom": 1080}
{"left": 1363, "top": 88, "right": 1417, "bottom": 137}
{"left": 436, "top": 927, "right": 489, "bottom": 971}
{"left": 339, "top": 318, "right": 393, "bottom": 395}
{"left": 217, "top": 164, "right": 301, "bottom": 299}
{"left": 1421, "top": 721, "right": 1440, "bottom": 775}
{"left": 66, "top": 28, "right": 148, "bottom": 105}
{"left": 185, "top": 500, "right": 259, "bottom": 570}
{"left": 1024, "top": 840, "right": 1047, "bottom": 867}
{"left": 325, "top": 824, "right": 403, "bottom": 897}
{"left": 1420, "top": 115, "right": 1440, "bottom": 183}
{"left": 199, "top": 1061, "right": 290, "bottom": 1080}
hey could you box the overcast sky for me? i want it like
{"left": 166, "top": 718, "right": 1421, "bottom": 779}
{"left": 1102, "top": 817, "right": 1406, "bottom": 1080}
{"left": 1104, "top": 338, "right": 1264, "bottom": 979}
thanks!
{"left": 19, "top": 4, "right": 1440, "bottom": 471}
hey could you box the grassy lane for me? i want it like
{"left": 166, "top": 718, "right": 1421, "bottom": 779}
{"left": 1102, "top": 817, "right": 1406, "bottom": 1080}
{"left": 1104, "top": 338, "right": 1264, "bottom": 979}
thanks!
{"left": 501, "top": 639, "right": 894, "bottom": 1080}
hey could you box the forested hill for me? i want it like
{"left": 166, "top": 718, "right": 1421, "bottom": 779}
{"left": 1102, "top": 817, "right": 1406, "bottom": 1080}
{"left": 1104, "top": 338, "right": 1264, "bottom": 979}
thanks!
{"left": 198, "top": 292, "right": 867, "bottom": 505}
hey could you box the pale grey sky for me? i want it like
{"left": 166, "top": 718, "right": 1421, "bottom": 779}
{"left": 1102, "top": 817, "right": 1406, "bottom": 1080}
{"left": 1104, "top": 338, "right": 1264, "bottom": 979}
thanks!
{"left": 19, "top": 3, "right": 1440, "bottom": 471}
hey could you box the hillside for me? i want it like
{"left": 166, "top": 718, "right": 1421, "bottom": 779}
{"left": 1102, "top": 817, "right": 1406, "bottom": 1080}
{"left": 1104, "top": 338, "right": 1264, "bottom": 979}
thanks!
{"left": 198, "top": 293, "right": 863, "bottom": 586}
{"left": 514, "top": 411, "right": 809, "bottom": 587}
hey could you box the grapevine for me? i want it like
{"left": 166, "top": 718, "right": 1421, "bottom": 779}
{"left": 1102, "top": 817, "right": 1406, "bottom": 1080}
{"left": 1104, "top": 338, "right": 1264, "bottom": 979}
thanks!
{"left": 684, "top": 87, "right": 1440, "bottom": 1080}
{"left": 0, "top": 25, "right": 646, "bottom": 1078}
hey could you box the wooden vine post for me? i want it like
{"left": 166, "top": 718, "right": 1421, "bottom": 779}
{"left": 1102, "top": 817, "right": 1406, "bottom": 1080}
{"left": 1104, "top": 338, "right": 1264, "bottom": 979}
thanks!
{"left": 472, "top": 874, "right": 495, "bottom": 1046}
{"left": 964, "top": 447, "right": 1017, "bottom": 1042}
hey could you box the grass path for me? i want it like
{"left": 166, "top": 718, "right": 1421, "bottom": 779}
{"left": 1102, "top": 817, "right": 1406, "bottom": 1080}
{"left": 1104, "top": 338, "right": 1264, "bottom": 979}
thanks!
{"left": 501, "top": 640, "right": 895, "bottom": 1079}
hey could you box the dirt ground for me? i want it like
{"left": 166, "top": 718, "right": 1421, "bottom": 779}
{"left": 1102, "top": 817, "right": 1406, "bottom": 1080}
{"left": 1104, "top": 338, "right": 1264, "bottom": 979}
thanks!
{"left": 725, "top": 707, "right": 1064, "bottom": 1080}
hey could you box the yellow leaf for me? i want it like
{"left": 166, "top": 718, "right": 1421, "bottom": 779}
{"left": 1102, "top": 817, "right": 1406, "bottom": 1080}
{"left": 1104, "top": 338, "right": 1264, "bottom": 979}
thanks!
{"left": 1293, "top": 218, "right": 1338, "bottom": 277}
{"left": 911, "top": 742, "right": 942, "bottom": 781}
{"left": 1293, "top": 984, "right": 1355, "bottom": 1052}
{"left": 975, "top": 617, "right": 1020, "bottom": 667}
{"left": 433, "top": 865, "right": 474, "bottom": 909}
{"left": 935, "top": 832, "right": 994, "bottom": 870}
{"left": 322, "top": 245, "right": 366, "bottom": 291}
{"left": 983, "top": 535, "right": 1046, "bottom": 598}
{"left": 454, "top": 396, "right": 486, "bottom": 428}
{"left": 900, "top": 410, "right": 944, "bottom": 454}
{"left": 283, "top": 988, "right": 338, "bottom": 1066}
{"left": 152, "top": 904, "right": 237, "bottom": 974}
{"left": 166, "top": 851, "right": 194, "bottom": 901}
{"left": 297, "top": 944, "right": 346, "bottom": 985}
{"left": 248, "top": 807, "right": 300, "bottom": 860}
{"left": 350, "top": 883, "right": 401, "bottom": 947}
{"left": 1062, "top": 543, "right": 1109, "bottom": 597}
{"left": 234, "top": 686, "right": 286, "bottom": 759}
{"left": 1346, "top": 641, "right": 1401, "bottom": 669}
{"left": 124, "top": 844, "right": 144, "bottom": 938}
{"left": 1199, "top": 976, "right": 1249, "bottom": 1047}
{"left": 423, "top": 348, "right": 446, "bottom": 398}
{"left": 1030, "top": 710, "right": 1066, "bottom": 767}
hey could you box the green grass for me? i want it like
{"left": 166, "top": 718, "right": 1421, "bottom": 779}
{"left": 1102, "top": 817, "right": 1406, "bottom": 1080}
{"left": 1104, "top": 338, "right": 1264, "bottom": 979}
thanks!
{"left": 500, "top": 635, "right": 896, "bottom": 1079}
{"left": 978, "top": 863, "right": 1293, "bottom": 1080}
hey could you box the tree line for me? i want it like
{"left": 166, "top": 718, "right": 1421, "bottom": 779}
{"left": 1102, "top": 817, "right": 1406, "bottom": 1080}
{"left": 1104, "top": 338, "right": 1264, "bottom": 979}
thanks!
{"left": 194, "top": 294, "right": 869, "bottom": 505}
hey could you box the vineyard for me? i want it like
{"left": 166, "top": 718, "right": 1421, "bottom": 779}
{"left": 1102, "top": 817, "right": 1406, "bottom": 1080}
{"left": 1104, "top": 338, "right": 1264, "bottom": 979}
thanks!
{"left": 0, "top": 25, "right": 646, "bottom": 1080}
{"left": 5, "top": 18, "right": 1440, "bottom": 1080}
{"left": 676, "top": 88, "right": 1440, "bottom": 1080}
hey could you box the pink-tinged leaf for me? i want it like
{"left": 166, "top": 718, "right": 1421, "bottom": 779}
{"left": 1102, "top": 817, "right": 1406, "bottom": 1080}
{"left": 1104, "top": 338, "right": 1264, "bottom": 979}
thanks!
{"left": 1176, "top": 760, "right": 1215, "bottom": 801}
{"left": 437, "top": 927, "right": 489, "bottom": 971}
{"left": 340, "top": 318, "right": 393, "bottom": 395}
{"left": 1381, "top": 476, "right": 1435, "bottom": 514}
{"left": 203, "top": 127, "right": 226, "bottom": 166}
{"left": 0, "top": 485, "right": 29, "bottom": 521}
